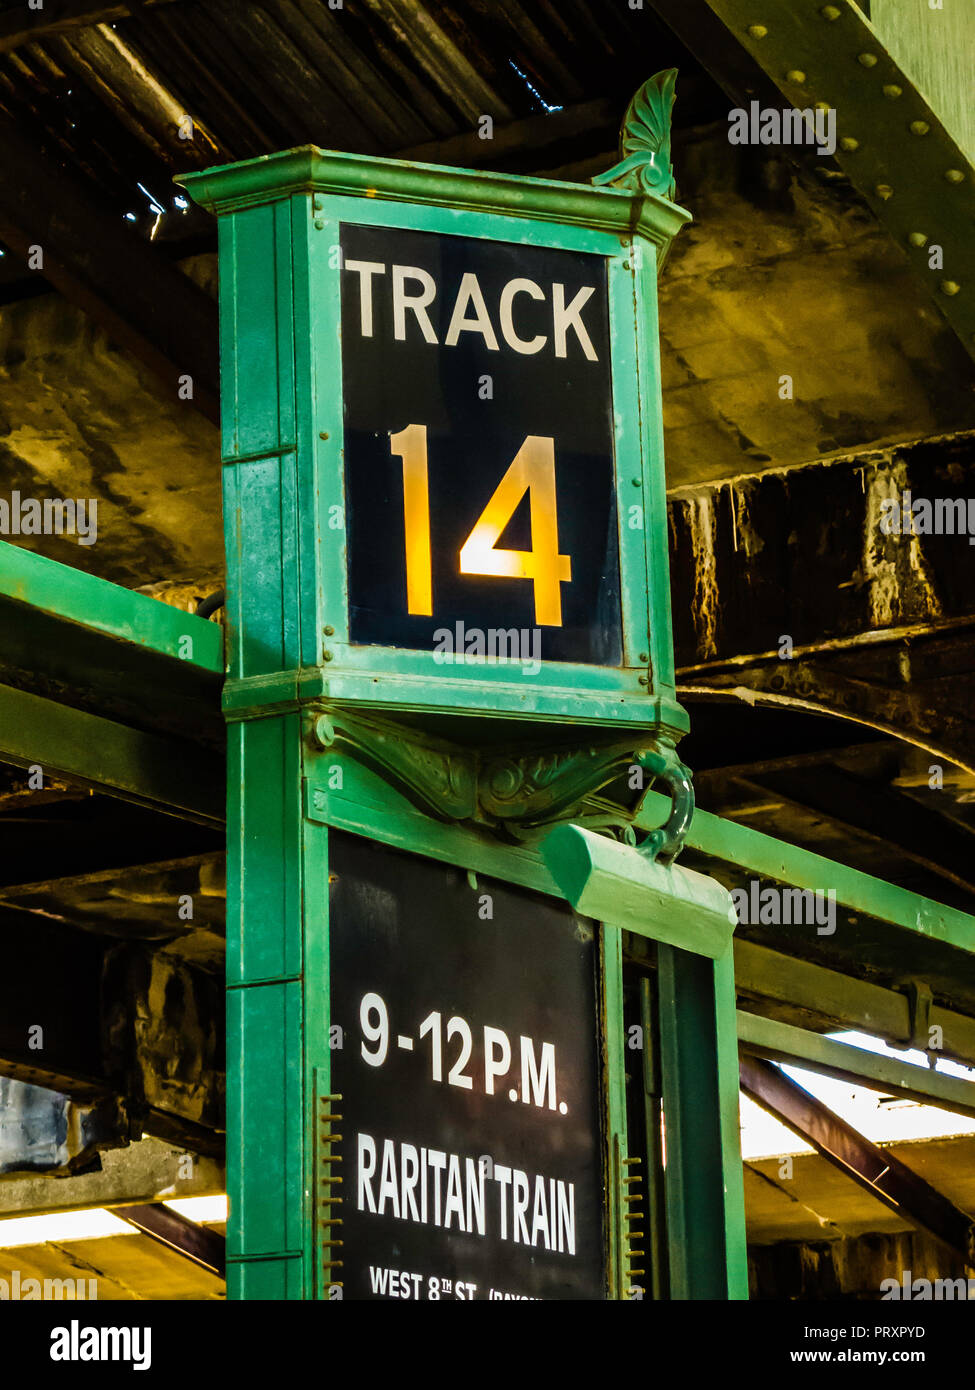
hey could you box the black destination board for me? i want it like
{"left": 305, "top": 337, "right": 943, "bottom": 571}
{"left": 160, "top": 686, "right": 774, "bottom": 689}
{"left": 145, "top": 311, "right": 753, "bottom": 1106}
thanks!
{"left": 327, "top": 830, "right": 607, "bottom": 1300}
{"left": 339, "top": 223, "right": 622, "bottom": 667}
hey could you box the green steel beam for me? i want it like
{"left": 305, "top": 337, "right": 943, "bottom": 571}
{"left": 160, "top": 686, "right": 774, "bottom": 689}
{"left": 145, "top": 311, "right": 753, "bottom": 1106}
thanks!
{"left": 0, "top": 542, "right": 224, "bottom": 762}
{"left": 0, "top": 542, "right": 222, "bottom": 673}
{"left": 636, "top": 786, "right": 975, "bottom": 956}
{"left": 738, "top": 1009, "right": 975, "bottom": 1118}
{"left": 0, "top": 681, "right": 224, "bottom": 826}
{"left": 735, "top": 939, "right": 975, "bottom": 1070}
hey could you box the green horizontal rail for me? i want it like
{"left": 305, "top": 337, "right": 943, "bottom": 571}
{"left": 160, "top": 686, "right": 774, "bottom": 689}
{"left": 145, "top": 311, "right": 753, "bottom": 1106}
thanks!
{"left": 0, "top": 681, "right": 224, "bottom": 825}
{"left": 738, "top": 1010, "right": 975, "bottom": 1119}
{"left": 0, "top": 542, "right": 223, "bottom": 675}
{"left": 637, "top": 788, "right": 975, "bottom": 956}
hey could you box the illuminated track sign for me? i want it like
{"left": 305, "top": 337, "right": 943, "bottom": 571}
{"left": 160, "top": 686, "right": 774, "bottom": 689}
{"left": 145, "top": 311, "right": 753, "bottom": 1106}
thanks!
{"left": 340, "top": 224, "right": 622, "bottom": 666}
{"left": 328, "top": 831, "right": 607, "bottom": 1301}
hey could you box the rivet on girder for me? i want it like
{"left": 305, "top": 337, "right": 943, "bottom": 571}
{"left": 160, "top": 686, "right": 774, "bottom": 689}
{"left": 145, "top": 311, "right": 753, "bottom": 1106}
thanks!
{"left": 747, "top": 25, "right": 768, "bottom": 39}
{"left": 907, "top": 232, "right": 928, "bottom": 248}
{"left": 786, "top": 70, "right": 806, "bottom": 84}
{"left": 821, "top": 4, "right": 841, "bottom": 18}
{"left": 941, "top": 281, "right": 961, "bottom": 296}
{"left": 882, "top": 84, "right": 903, "bottom": 99}
{"left": 945, "top": 169, "right": 965, "bottom": 183}
{"left": 874, "top": 184, "right": 894, "bottom": 200}
{"left": 909, "top": 120, "right": 930, "bottom": 136}
{"left": 839, "top": 136, "right": 859, "bottom": 151}
{"left": 858, "top": 53, "right": 878, "bottom": 67}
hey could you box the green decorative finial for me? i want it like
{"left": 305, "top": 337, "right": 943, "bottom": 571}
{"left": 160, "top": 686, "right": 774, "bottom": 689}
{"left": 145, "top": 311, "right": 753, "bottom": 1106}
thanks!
{"left": 592, "top": 69, "right": 678, "bottom": 199}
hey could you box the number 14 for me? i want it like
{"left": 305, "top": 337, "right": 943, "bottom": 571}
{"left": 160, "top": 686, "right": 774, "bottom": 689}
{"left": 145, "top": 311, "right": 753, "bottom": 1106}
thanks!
{"left": 390, "top": 424, "right": 572, "bottom": 627}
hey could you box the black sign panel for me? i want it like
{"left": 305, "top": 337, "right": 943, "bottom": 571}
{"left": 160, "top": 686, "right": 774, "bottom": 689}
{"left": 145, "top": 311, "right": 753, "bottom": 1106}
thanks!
{"left": 328, "top": 831, "right": 607, "bottom": 1301}
{"left": 339, "top": 223, "right": 622, "bottom": 667}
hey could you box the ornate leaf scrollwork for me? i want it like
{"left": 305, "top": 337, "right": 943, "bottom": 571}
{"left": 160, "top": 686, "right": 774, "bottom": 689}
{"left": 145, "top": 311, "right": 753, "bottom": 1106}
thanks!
{"left": 310, "top": 709, "right": 477, "bottom": 822}
{"left": 592, "top": 69, "right": 678, "bottom": 200}
{"left": 478, "top": 743, "right": 648, "bottom": 827}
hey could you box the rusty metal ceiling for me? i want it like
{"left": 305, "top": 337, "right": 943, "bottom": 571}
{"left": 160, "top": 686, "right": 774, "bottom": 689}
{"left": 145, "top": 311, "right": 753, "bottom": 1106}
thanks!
{"left": 0, "top": 0, "right": 721, "bottom": 211}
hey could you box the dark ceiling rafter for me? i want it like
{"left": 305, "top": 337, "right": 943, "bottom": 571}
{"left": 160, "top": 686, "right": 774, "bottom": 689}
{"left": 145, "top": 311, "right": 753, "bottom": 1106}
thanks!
{"left": 0, "top": 0, "right": 177, "bottom": 51}
{"left": 0, "top": 107, "right": 220, "bottom": 422}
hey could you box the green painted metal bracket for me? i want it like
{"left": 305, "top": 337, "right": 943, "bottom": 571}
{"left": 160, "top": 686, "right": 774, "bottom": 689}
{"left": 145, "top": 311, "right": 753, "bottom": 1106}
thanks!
{"left": 698, "top": 0, "right": 975, "bottom": 362}
{"left": 543, "top": 822, "right": 736, "bottom": 958}
{"left": 738, "top": 1009, "right": 975, "bottom": 1119}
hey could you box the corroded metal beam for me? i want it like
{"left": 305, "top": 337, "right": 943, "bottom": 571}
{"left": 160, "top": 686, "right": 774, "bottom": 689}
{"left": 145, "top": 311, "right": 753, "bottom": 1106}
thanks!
{"left": 0, "top": 922, "right": 224, "bottom": 1154}
{"left": 0, "top": 1078, "right": 128, "bottom": 1177}
{"left": 0, "top": 1136, "right": 224, "bottom": 1215}
{"left": 669, "top": 433, "right": 975, "bottom": 671}
{"left": 740, "top": 1054, "right": 975, "bottom": 1264}
{"left": 116, "top": 1202, "right": 226, "bottom": 1275}
{"left": 669, "top": 433, "right": 975, "bottom": 769}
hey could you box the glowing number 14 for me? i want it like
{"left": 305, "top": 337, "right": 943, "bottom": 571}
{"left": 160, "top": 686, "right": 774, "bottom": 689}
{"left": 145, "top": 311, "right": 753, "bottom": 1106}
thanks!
{"left": 389, "top": 424, "right": 572, "bottom": 627}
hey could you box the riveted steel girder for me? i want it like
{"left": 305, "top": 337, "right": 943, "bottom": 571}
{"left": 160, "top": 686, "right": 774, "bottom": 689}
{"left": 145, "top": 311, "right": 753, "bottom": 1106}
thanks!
{"left": 652, "top": 0, "right": 975, "bottom": 362}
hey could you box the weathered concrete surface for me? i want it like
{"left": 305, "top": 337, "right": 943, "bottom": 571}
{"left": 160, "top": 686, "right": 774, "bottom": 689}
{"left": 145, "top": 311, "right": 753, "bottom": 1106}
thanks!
{"left": 0, "top": 256, "right": 221, "bottom": 587}
{"left": 661, "top": 129, "right": 975, "bottom": 487}
{"left": 0, "top": 1134, "right": 224, "bottom": 1215}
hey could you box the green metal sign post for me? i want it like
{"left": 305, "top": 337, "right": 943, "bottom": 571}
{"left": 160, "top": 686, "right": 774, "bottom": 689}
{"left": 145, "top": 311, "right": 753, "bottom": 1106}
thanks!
{"left": 180, "top": 73, "right": 747, "bottom": 1300}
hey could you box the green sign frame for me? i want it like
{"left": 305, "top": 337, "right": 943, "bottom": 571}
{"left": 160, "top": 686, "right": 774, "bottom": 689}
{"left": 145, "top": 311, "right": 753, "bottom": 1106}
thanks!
{"left": 180, "top": 146, "right": 690, "bottom": 737}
